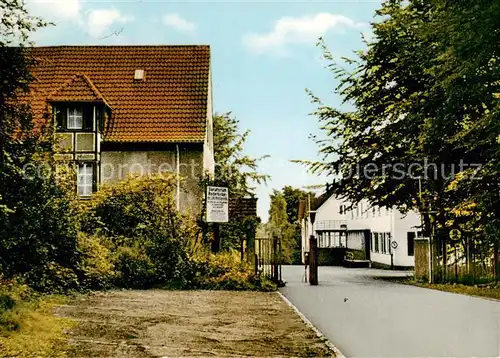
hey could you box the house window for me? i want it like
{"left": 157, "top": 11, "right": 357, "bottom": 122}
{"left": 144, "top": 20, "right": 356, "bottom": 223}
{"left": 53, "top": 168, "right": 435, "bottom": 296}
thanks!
{"left": 378, "top": 207, "right": 381, "bottom": 216}
{"left": 374, "top": 233, "right": 379, "bottom": 252}
{"left": 77, "top": 163, "right": 93, "bottom": 196}
{"left": 67, "top": 107, "right": 83, "bottom": 129}
{"left": 339, "top": 205, "right": 344, "bottom": 215}
{"left": 407, "top": 232, "right": 416, "bottom": 256}
{"left": 372, "top": 207, "right": 376, "bottom": 217}
{"left": 387, "top": 232, "right": 392, "bottom": 253}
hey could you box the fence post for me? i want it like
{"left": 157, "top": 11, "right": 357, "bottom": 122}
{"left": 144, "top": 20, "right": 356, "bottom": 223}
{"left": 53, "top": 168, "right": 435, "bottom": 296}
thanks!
{"left": 211, "top": 223, "right": 220, "bottom": 253}
{"left": 309, "top": 235, "right": 318, "bottom": 285}
{"left": 278, "top": 238, "right": 282, "bottom": 282}
{"left": 273, "top": 236, "right": 279, "bottom": 283}
{"left": 247, "top": 228, "right": 256, "bottom": 270}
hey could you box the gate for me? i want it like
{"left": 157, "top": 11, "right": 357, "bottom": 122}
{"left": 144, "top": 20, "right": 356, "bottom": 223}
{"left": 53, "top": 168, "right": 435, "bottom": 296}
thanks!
{"left": 255, "top": 236, "right": 282, "bottom": 282}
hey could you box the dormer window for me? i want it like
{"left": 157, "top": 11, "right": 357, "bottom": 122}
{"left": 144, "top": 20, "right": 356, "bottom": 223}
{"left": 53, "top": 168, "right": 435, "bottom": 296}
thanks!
{"left": 67, "top": 107, "right": 83, "bottom": 129}
{"left": 54, "top": 103, "right": 95, "bottom": 131}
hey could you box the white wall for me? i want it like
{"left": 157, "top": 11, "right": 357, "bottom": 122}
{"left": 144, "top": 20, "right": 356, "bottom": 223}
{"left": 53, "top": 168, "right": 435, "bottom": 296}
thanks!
{"left": 392, "top": 210, "right": 421, "bottom": 267}
{"left": 203, "top": 66, "right": 215, "bottom": 175}
{"left": 301, "top": 193, "right": 422, "bottom": 268}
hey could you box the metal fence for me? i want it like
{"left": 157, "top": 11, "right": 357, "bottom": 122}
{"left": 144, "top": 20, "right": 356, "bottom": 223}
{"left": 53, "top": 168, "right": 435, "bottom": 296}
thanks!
{"left": 255, "top": 237, "right": 282, "bottom": 282}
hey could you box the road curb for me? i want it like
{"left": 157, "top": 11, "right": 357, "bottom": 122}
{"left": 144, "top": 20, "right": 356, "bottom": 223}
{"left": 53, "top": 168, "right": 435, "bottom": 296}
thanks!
{"left": 277, "top": 291, "right": 346, "bottom": 358}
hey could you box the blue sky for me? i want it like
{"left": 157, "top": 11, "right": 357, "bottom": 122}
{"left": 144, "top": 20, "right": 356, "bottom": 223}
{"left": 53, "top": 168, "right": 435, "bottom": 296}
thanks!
{"left": 26, "top": 0, "right": 382, "bottom": 221}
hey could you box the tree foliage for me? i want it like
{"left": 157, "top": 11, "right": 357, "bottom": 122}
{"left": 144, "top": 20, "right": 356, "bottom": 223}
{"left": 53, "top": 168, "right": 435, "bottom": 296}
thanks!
{"left": 266, "top": 187, "right": 315, "bottom": 264}
{"left": 212, "top": 112, "right": 269, "bottom": 197}
{"left": 306, "top": 0, "right": 500, "bottom": 275}
{"left": 204, "top": 112, "right": 269, "bottom": 252}
{"left": 0, "top": 1, "right": 79, "bottom": 292}
{"left": 266, "top": 191, "right": 295, "bottom": 264}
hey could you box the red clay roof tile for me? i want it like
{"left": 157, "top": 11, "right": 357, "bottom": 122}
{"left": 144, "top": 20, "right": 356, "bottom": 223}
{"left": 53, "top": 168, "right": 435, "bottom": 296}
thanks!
{"left": 27, "top": 45, "right": 210, "bottom": 143}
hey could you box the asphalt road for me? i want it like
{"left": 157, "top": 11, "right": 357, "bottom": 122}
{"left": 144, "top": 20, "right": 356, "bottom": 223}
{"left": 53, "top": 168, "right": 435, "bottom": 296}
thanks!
{"left": 280, "top": 266, "right": 500, "bottom": 358}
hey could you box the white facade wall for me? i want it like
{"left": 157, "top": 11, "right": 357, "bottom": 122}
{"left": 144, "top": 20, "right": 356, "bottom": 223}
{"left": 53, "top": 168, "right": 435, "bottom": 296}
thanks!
{"left": 301, "top": 194, "right": 422, "bottom": 268}
{"left": 203, "top": 67, "right": 215, "bottom": 175}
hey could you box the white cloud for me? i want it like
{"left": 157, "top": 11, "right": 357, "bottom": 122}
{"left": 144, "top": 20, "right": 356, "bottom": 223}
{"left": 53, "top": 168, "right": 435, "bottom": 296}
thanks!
{"left": 243, "top": 13, "right": 368, "bottom": 54}
{"left": 25, "top": 0, "right": 81, "bottom": 20}
{"left": 162, "top": 13, "right": 197, "bottom": 33}
{"left": 87, "top": 9, "right": 133, "bottom": 38}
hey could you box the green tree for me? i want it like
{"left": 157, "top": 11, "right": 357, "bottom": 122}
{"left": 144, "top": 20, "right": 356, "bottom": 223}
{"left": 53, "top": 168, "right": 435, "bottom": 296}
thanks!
{"left": 0, "top": 1, "right": 82, "bottom": 292}
{"left": 306, "top": 0, "right": 500, "bottom": 281}
{"left": 212, "top": 112, "right": 269, "bottom": 197}
{"left": 278, "top": 186, "right": 316, "bottom": 264}
{"left": 266, "top": 191, "right": 296, "bottom": 264}
{"left": 205, "top": 112, "right": 269, "bottom": 252}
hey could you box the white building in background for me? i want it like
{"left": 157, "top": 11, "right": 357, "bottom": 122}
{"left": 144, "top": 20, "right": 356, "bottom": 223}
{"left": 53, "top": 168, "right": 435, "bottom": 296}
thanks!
{"left": 300, "top": 193, "right": 422, "bottom": 268}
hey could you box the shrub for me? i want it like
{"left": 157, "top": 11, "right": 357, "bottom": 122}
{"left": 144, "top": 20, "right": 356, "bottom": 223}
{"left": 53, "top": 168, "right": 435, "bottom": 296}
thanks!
{"left": 0, "top": 161, "right": 82, "bottom": 293}
{"left": 112, "top": 245, "right": 156, "bottom": 289}
{"left": 76, "top": 232, "right": 116, "bottom": 290}
{"left": 81, "top": 174, "right": 200, "bottom": 289}
{"left": 173, "top": 250, "right": 277, "bottom": 291}
{"left": 24, "top": 263, "right": 80, "bottom": 293}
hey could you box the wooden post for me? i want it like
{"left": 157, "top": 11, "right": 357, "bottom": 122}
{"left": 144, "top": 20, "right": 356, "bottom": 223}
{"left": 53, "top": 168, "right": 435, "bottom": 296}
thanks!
{"left": 246, "top": 228, "right": 256, "bottom": 268}
{"left": 465, "top": 237, "right": 470, "bottom": 276}
{"left": 211, "top": 223, "right": 220, "bottom": 253}
{"left": 309, "top": 235, "right": 318, "bottom": 286}
{"left": 442, "top": 235, "right": 447, "bottom": 282}
{"left": 273, "top": 236, "right": 279, "bottom": 282}
{"left": 254, "top": 253, "right": 258, "bottom": 275}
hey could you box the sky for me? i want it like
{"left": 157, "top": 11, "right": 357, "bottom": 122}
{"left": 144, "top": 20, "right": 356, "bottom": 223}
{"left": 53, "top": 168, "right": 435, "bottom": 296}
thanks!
{"left": 25, "top": 0, "right": 382, "bottom": 222}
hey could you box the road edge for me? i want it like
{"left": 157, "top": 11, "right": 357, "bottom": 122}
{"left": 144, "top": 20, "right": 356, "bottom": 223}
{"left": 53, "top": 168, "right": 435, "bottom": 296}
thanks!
{"left": 277, "top": 291, "right": 346, "bottom": 358}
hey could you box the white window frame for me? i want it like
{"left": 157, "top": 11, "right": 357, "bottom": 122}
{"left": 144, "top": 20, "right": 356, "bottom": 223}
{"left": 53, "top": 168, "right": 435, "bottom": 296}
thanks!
{"left": 67, "top": 107, "right": 83, "bottom": 129}
{"left": 77, "top": 163, "right": 93, "bottom": 197}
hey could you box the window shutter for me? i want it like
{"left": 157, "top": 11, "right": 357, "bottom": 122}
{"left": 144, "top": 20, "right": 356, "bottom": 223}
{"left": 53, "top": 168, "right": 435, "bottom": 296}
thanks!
{"left": 96, "top": 106, "right": 105, "bottom": 132}
{"left": 83, "top": 105, "right": 93, "bottom": 130}
{"left": 55, "top": 106, "right": 67, "bottom": 129}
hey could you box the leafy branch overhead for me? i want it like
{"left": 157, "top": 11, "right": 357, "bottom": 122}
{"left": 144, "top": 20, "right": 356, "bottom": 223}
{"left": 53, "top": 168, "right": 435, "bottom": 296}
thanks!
{"left": 306, "top": 0, "right": 500, "bottom": 243}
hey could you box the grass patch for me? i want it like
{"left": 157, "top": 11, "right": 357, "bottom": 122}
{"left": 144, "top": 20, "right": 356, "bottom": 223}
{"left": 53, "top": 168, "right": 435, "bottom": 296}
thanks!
{"left": 0, "top": 280, "right": 75, "bottom": 357}
{"left": 377, "top": 276, "right": 500, "bottom": 300}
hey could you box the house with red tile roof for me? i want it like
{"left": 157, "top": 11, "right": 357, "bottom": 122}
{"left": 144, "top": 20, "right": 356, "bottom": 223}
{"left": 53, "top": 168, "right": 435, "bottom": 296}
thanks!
{"left": 27, "top": 45, "right": 215, "bottom": 214}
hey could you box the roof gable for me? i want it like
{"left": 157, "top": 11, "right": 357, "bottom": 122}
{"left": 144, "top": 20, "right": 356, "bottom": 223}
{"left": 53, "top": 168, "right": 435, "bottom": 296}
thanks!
{"left": 47, "top": 73, "right": 111, "bottom": 108}
{"left": 28, "top": 45, "right": 211, "bottom": 143}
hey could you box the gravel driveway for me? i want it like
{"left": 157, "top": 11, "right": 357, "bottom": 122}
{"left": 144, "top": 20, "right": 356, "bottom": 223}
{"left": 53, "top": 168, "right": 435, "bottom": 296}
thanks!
{"left": 56, "top": 289, "right": 334, "bottom": 357}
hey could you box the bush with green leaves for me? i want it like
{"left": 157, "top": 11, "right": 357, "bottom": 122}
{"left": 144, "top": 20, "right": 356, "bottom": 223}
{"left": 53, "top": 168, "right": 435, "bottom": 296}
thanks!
{"left": 80, "top": 174, "right": 201, "bottom": 289}
{"left": 76, "top": 232, "right": 116, "bottom": 290}
{"left": 0, "top": 160, "right": 84, "bottom": 293}
{"left": 173, "top": 250, "right": 277, "bottom": 291}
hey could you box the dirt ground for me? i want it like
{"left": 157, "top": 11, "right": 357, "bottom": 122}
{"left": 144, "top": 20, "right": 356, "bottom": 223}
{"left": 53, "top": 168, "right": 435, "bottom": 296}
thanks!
{"left": 55, "top": 290, "right": 334, "bottom": 357}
